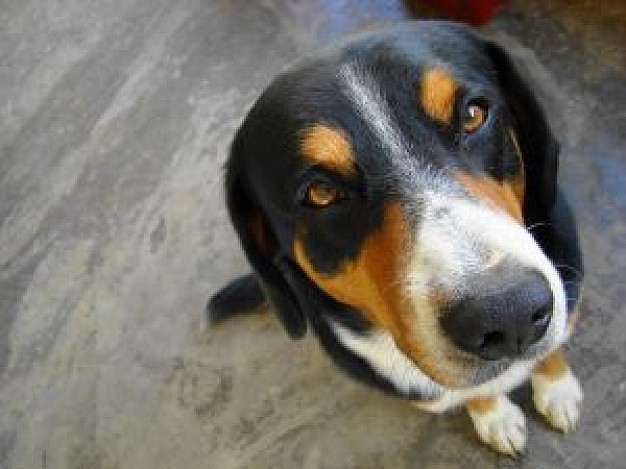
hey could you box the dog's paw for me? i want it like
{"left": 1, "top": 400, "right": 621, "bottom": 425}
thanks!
{"left": 467, "top": 395, "right": 526, "bottom": 456}
{"left": 532, "top": 368, "right": 583, "bottom": 433}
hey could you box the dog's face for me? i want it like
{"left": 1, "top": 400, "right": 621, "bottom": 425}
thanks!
{"left": 227, "top": 23, "right": 568, "bottom": 392}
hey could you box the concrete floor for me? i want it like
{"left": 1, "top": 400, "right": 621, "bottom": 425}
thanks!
{"left": 1, "top": 0, "right": 624, "bottom": 468}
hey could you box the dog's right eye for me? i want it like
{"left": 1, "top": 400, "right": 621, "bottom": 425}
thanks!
{"left": 462, "top": 99, "right": 488, "bottom": 134}
{"left": 304, "top": 181, "right": 344, "bottom": 208}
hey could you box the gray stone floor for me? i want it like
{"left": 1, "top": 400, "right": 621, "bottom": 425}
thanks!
{"left": 1, "top": 1, "right": 624, "bottom": 468}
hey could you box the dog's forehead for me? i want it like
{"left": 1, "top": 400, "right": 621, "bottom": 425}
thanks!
{"left": 269, "top": 24, "right": 492, "bottom": 119}
{"left": 302, "top": 32, "right": 491, "bottom": 178}
{"left": 241, "top": 24, "right": 500, "bottom": 202}
{"left": 286, "top": 27, "right": 494, "bottom": 147}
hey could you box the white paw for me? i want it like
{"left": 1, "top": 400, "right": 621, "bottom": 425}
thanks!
{"left": 467, "top": 395, "right": 527, "bottom": 456}
{"left": 532, "top": 368, "right": 583, "bottom": 433}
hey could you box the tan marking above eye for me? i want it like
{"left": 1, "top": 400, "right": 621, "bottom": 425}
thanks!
{"left": 305, "top": 181, "right": 344, "bottom": 208}
{"left": 420, "top": 67, "right": 458, "bottom": 125}
{"left": 300, "top": 124, "right": 355, "bottom": 176}
{"left": 463, "top": 102, "right": 487, "bottom": 133}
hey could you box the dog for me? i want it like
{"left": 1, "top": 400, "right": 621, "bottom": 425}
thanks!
{"left": 209, "top": 21, "right": 583, "bottom": 455}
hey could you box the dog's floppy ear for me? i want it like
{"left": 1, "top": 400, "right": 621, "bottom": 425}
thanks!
{"left": 225, "top": 143, "right": 307, "bottom": 339}
{"left": 484, "top": 40, "right": 560, "bottom": 225}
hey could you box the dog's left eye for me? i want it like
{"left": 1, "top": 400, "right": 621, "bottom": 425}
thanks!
{"left": 463, "top": 100, "right": 488, "bottom": 134}
{"left": 304, "top": 181, "right": 344, "bottom": 208}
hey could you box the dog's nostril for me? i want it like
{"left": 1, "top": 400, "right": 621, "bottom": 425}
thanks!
{"left": 480, "top": 331, "right": 506, "bottom": 350}
{"left": 531, "top": 305, "right": 551, "bottom": 326}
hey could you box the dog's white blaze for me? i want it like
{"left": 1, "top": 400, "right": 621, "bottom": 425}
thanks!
{"left": 339, "top": 65, "right": 410, "bottom": 161}
{"left": 339, "top": 64, "right": 446, "bottom": 190}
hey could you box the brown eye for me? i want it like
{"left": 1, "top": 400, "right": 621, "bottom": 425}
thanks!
{"left": 463, "top": 101, "right": 488, "bottom": 133}
{"left": 304, "top": 181, "right": 344, "bottom": 208}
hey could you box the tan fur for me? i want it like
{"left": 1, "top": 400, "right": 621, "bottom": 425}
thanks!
{"left": 420, "top": 68, "right": 457, "bottom": 125}
{"left": 533, "top": 349, "right": 569, "bottom": 380}
{"left": 293, "top": 203, "right": 408, "bottom": 333}
{"left": 300, "top": 124, "right": 355, "bottom": 176}
{"left": 465, "top": 396, "right": 497, "bottom": 414}
{"left": 454, "top": 172, "right": 524, "bottom": 223}
{"left": 428, "top": 289, "right": 451, "bottom": 311}
{"left": 410, "top": 398, "right": 443, "bottom": 412}
{"left": 293, "top": 203, "right": 454, "bottom": 386}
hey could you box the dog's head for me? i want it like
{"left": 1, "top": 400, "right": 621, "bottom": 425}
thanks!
{"left": 225, "top": 22, "right": 568, "bottom": 390}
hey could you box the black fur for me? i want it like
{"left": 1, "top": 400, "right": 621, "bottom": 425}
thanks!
{"left": 206, "top": 274, "right": 265, "bottom": 324}
{"left": 225, "top": 152, "right": 308, "bottom": 339}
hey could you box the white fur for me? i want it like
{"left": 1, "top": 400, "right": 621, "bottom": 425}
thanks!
{"left": 339, "top": 65, "right": 411, "bottom": 162}
{"left": 423, "top": 360, "right": 536, "bottom": 412}
{"left": 339, "top": 64, "right": 448, "bottom": 191}
{"left": 331, "top": 322, "right": 444, "bottom": 398}
{"left": 331, "top": 321, "right": 536, "bottom": 412}
{"left": 532, "top": 368, "right": 583, "bottom": 433}
{"left": 467, "top": 395, "right": 527, "bottom": 456}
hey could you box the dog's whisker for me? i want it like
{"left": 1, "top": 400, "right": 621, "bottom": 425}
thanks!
{"left": 525, "top": 221, "right": 554, "bottom": 232}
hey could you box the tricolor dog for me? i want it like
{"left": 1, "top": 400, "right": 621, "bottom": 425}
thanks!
{"left": 209, "top": 21, "right": 583, "bottom": 455}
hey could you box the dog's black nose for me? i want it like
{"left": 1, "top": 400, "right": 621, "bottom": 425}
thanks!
{"left": 441, "top": 269, "right": 553, "bottom": 360}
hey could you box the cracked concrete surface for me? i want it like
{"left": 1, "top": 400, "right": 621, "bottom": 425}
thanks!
{"left": 1, "top": 1, "right": 625, "bottom": 468}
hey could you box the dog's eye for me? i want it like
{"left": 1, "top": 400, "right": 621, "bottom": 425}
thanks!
{"left": 463, "top": 100, "right": 488, "bottom": 134}
{"left": 304, "top": 181, "right": 344, "bottom": 208}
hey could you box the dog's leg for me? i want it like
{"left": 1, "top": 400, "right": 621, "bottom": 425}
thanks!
{"left": 466, "top": 395, "right": 526, "bottom": 456}
{"left": 532, "top": 349, "right": 583, "bottom": 432}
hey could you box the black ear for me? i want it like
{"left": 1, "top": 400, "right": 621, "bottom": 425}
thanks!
{"left": 225, "top": 144, "right": 307, "bottom": 339}
{"left": 485, "top": 40, "right": 560, "bottom": 226}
